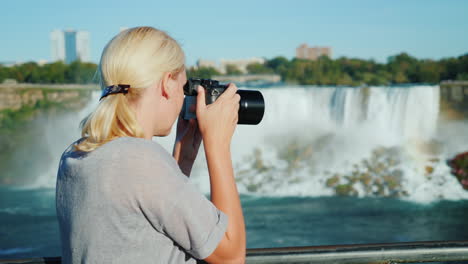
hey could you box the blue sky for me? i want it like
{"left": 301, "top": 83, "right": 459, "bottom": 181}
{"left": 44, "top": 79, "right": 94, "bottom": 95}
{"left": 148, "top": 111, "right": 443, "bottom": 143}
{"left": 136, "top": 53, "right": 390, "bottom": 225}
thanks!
{"left": 0, "top": 0, "right": 467, "bottom": 66}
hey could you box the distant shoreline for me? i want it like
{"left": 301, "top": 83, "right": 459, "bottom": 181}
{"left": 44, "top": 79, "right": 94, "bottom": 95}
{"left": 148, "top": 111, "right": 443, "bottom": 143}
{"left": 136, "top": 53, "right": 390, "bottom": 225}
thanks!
{"left": 0, "top": 83, "right": 99, "bottom": 90}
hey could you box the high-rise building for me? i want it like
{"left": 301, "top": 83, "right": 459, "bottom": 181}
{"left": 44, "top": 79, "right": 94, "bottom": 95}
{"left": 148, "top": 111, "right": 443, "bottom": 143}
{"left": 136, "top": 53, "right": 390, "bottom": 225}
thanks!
{"left": 64, "top": 30, "right": 77, "bottom": 64}
{"left": 50, "top": 30, "right": 65, "bottom": 62}
{"left": 296, "top": 43, "right": 332, "bottom": 60}
{"left": 76, "top": 31, "right": 90, "bottom": 62}
{"left": 50, "top": 29, "right": 90, "bottom": 63}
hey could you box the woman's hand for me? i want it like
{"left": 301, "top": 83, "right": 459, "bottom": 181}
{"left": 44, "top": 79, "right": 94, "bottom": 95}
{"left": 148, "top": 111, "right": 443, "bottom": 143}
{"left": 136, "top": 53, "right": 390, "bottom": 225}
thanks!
{"left": 172, "top": 105, "right": 202, "bottom": 176}
{"left": 196, "top": 84, "right": 240, "bottom": 149}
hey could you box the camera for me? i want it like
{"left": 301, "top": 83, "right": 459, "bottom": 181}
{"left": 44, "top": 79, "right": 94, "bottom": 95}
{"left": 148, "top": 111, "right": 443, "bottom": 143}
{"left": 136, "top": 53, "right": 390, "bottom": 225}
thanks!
{"left": 182, "top": 78, "right": 265, "bottom": 125}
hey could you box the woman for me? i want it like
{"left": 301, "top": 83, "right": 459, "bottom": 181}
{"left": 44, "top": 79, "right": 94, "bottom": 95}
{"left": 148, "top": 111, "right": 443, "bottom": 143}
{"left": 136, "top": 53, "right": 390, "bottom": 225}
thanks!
{"left": 56, "top": 26, "right": 246, "bottom": 264}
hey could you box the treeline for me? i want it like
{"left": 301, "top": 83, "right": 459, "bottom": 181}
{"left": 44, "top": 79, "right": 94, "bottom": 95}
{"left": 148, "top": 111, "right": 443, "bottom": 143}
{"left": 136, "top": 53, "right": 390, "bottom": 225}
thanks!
{"left": 0, "top": 61, "right": 98, "bottom": 84}
{"left": 187, "top": 52, "right": 468, "bottom": 86}
{"left": 2, "top": 52, "right": 468, "bottom": 86}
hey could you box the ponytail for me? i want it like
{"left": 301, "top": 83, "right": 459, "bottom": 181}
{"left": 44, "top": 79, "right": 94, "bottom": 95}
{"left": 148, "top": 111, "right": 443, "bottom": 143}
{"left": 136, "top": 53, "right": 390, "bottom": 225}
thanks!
{"left": 75, "top": 26, "right": 185, "bottom": 152}
{"left": 75, "top": 92, "right": 144, "bottom": 152}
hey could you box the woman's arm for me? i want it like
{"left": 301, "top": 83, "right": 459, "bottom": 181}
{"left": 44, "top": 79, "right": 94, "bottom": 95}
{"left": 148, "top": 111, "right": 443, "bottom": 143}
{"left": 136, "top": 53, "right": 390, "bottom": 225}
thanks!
{"left": 172, "top": 114, "right": 202, "bottom": 176}
{"left": 203, "top": 141, "right": 246, "bottom": 263}
{"left": 195, "top": 85, "right": 246, "bottom": 264}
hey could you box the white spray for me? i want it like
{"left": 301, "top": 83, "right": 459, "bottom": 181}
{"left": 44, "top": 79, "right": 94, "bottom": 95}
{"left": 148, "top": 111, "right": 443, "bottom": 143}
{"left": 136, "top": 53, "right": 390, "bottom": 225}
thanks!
{"left": 31, "top": 85, "right": 468, "bottom": 203}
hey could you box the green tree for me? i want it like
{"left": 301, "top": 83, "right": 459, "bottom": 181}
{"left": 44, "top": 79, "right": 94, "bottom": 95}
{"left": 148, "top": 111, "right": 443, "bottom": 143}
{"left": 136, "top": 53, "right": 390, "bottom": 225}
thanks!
{"left": 392, "top": 71, "right": 408, "bottom": 84}
{"left": 336, "top": 73, "right": 353, "bottom": 86}
{"left": 417, "top": 60, "right": 441, "bottom": 83}
{"left": 266, "top": 56, "right": 289, "bottom": 71}
{"left": 65, "top": 61, "right": 98, "bottom": 83}
{"left": 225, "top": 64, "right": 243, "bottom": 75}
{"left": 186, "top": 66, "right": 221, "bottom": 79}
{"left": 387, "top": 53, "right": 418, "bottom": 83}
{"left": 457, "top": 54, "right": 468, "bottom": 80}
{"left": 0, "top": 65, "right": 8, "bottom": 83}
{"left": 266, "top": 56, "right": 290, "bottom": 80}
{"left": 440, "top": 57, "right": 459, "bottom": 80}
{"left": 2, "top": 52, "right": 467, "bottom": 85}
{"left": 42, "top": 61, "right": 67, "bottom": 83}
{"left": 246, "top": 62, "right": 273, "bottom": 74}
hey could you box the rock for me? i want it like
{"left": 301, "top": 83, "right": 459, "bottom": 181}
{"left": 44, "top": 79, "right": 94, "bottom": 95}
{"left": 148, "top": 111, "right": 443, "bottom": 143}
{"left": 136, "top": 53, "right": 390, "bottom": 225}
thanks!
{"left": 246, "top": 183, "right": 260, "bottom": 192}
{"left": 425, "top": 166, "right": 434, "bottom": 175}
{"left": 373, "top": 146, "right": 387, "bottom": 158}
{"left": 391, "top": 169, "right": 403, "bottom": 179}
{"left": 415, "top": 140, "right": 443, "bottom": 156}
{"left": 326, "top": 174, "right": 340, "bottom": 187}
{"left": 335, "top": 184, "right": 357, "bottom": 196}
{"left": 462, "top": 179, "right": 468, "bottom": 189}
{"left": 326, "top": 145, "right": 408, "bottom": 198}
{"left": 252, "top": 148, "right": 269, "bottom": 172}
{"left": 447, "top": 152, "right": 468, "bottom": 190}
{"left": 383, "top": 174, "right": 400, "bottom": 190}
{"left": 359, "top": 172, "right": 372, "bottom": 186}
{"left": 375, "top": 183, "right": 385, "bottom": 196}
{"left": 386, "top": 157, "right": 399, "bottom": 167}
{"left": 345, "top": 174, "right": 359, "bottom": 184}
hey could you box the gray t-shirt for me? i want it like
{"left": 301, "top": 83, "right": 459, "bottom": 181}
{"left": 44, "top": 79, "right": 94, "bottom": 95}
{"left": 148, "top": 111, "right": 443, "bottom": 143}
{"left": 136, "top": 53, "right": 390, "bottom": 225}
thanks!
{"left": 56, "top": 137, "right": 228, "bottom": 264}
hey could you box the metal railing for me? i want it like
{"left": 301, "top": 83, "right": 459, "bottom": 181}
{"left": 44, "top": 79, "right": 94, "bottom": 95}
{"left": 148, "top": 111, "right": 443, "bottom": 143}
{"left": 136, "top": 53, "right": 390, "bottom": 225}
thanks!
{"left": 1, "top": 241, "right": 468, "bottom": 264}
{"left": 246, "top": 241, "right": 468, "bottom": 263}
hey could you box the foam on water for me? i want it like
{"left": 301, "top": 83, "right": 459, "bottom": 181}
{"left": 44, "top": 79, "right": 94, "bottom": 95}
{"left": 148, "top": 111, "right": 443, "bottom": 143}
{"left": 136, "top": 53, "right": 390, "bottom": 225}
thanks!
{"left": 30, "top": 85, "right": 468, "bottom": 203}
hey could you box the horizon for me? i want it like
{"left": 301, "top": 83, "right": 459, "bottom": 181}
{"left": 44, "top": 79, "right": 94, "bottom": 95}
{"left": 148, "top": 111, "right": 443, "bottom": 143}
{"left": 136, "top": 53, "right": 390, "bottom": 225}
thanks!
{"left": 2, "top": 50, "right": 468, "bottom": 68}
{"left": 1, "top": 0, "right": 467, "bottom": 66}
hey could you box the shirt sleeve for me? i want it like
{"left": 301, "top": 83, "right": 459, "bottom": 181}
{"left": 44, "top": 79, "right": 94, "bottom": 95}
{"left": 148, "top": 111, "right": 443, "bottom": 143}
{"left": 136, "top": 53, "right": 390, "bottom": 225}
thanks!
{"left": 133, "top": 147, "right": 228, "bottom": 260}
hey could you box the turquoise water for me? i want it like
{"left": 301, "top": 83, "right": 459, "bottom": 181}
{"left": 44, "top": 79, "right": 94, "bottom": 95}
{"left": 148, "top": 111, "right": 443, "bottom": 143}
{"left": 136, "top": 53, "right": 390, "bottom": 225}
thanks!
{"left": 1, "top": 186, "right": 468, "bottom": 260}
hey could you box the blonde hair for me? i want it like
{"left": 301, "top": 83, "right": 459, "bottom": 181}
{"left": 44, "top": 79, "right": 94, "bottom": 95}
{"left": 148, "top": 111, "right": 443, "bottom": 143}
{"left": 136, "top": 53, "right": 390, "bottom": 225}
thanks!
{"left": 75, "top": 26, "right": 185, "bottom": 152}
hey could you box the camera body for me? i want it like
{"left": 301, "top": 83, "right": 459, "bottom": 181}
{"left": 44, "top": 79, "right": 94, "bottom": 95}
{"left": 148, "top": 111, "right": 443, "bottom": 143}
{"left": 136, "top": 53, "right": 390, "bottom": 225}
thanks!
{"left": 183, "top": 78, "right": 228, "bottom": 104}
{"left": 182, "top": 78, "right": 265, "bottom": 125}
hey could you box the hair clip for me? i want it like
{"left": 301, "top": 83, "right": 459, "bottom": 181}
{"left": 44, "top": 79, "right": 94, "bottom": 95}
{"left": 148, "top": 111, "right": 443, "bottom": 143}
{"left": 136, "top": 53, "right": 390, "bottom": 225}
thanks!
{"left": 100, "top": 84, "right": 130, "bottom": 101}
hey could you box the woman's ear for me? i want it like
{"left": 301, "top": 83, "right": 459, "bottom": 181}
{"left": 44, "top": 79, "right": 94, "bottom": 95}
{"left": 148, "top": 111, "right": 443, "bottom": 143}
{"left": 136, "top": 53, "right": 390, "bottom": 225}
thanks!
{"left": 161, "top": 72, "right": 173, "bottom": 99}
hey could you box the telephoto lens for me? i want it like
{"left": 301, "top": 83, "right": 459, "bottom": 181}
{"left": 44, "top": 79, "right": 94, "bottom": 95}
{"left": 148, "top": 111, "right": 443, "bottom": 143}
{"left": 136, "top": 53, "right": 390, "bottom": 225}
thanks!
{"left": 183, "top": 78, "right": 265, "bottom": 125}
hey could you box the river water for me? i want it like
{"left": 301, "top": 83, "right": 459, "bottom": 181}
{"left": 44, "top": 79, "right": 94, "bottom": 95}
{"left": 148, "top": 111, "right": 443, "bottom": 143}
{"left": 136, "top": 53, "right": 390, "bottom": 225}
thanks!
{"left": 1, "top": 84, "right": 468, "bottom": 259}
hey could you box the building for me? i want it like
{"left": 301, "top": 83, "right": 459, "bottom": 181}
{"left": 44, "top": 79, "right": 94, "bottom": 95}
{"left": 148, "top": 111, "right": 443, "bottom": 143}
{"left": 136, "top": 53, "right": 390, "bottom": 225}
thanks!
{"left": 50, "top": 30, "right": 65, "bottom": 62}
{"left": 76, "top": 31, "right": 90, "bottom": 63}
{"left": 50, "top": 29, "right": 90, "bottom": 63}
{"left": 0, "top": 61, "right": 20, "bottom": 67}
{"left": 296, "top": 43, "right": 332, "bottom": 60}
{"left": 196, "top": 57, "right": 266, "bottom": 74}
{"left": 196, "top": 59, "right": 218, "bottom": 69}
{"left": 64, "top": 31, "right": 77, "bottom": 63}
{"left": 0, "top": 60, "right": 47, "bottom": 67}
{"left": 219, "top": 57, "right": 265, "bottom": 74}
{"left": 36, "top": 59, "right": 49, "bottom": 66}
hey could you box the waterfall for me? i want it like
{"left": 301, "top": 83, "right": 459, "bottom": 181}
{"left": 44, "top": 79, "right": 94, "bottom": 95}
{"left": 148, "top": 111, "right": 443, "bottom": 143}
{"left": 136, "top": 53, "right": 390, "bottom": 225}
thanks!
{"left": 26, "top": 85, "right": 468, "bottom": 202}
{"left": 187, "top": 85, "right": 468, "bottom": 202}
{"left": 30, "top": 91, "right": 101, "bottom": 188}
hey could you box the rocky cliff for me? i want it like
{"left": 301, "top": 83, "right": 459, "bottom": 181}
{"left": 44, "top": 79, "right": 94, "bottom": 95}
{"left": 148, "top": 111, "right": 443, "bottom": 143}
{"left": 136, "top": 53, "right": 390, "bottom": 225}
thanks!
{"left": 0, "top": 84, "right": 97, "bottom": 125}
{"left": 0, "top": 84, "right": 97, "bottom": 185}
{"left": 440, "top": 81, "right": 468, "bottom": 119}
{"left": 0, "top": 83, "right": 97, "bottom": 110}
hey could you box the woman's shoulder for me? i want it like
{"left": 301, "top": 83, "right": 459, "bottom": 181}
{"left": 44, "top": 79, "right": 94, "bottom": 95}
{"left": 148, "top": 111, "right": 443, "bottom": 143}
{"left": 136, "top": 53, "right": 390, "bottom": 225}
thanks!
{"left": 62, "top": 137, "right": 173, "bottom": 166}
{"left": 103, "top": 137, "right": 167, "bottom": 156}
{"left": 95, "top": 137, "right": 179, "bottom": 176}
{"left": 59, "top": 137, "right": 180, "bottom": 181}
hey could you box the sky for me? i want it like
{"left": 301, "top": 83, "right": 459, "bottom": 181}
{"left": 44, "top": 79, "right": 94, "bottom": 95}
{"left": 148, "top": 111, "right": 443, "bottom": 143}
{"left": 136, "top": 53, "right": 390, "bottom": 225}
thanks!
{"left": 0, "top": 0, "right": 467, "bottom": 66}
